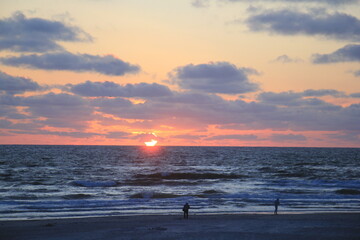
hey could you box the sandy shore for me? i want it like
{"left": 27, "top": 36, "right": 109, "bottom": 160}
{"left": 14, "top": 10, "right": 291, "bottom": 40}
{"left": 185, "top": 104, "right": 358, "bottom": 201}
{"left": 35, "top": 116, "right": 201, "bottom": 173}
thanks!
{"left": 1, "top": 213, "right": 359, "bottom": 240}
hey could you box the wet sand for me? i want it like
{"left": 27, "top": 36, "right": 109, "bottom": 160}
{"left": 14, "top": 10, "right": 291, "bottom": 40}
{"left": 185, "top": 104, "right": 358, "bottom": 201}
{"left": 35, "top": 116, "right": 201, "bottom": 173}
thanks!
{"left": 1, "top": 213, "right": 359, "bottom": 240}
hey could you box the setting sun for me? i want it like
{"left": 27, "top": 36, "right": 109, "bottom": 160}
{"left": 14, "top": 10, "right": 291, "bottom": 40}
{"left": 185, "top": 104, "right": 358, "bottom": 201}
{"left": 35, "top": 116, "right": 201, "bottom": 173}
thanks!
{"left": 144, "top": 139, "right": 158, "bottom": 147}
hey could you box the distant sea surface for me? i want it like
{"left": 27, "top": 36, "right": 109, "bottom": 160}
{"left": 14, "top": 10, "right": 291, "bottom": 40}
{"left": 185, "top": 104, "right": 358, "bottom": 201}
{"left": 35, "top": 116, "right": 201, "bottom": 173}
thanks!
{"left": 0, "top": 145, "right": 359, "bottom": 220}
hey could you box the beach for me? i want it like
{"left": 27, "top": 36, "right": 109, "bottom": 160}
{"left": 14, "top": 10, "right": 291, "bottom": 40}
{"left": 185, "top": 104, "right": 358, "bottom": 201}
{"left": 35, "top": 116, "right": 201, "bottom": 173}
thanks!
{"left": 1, "top": 213, "right": 359, "bottom": 240}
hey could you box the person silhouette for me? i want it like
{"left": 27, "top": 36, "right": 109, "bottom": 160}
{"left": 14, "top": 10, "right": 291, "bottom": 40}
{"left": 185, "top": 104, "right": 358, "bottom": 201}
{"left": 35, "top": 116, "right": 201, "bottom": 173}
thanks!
{"left": 183, "top": 202, "right": 190, "bottom": 219}
{"left": 274, "top": 198, "right": 280, "bottom": 215}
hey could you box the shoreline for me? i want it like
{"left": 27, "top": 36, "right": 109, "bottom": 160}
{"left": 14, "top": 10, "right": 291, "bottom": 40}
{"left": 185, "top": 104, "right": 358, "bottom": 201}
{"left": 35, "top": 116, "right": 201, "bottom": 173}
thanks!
{"left": 1, "top": 213, "right": 359, "bottom": 240}
{"left": 2, "top": 210, "right": 360, "bottom": 222}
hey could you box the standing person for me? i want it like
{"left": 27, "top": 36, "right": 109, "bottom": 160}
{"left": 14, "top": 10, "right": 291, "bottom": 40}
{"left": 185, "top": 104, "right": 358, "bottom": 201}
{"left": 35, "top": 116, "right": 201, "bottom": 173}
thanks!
{"left": 183, "top": 202, "right": 190, "bottom": 219}
{"left": 274, "top": 198, "right": 280, "bottom": 215}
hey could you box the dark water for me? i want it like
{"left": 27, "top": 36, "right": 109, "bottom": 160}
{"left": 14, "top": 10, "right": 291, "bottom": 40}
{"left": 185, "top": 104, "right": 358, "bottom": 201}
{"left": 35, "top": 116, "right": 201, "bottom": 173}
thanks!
{"left": 0, "top": 145, "right": 359, "bottom": 220}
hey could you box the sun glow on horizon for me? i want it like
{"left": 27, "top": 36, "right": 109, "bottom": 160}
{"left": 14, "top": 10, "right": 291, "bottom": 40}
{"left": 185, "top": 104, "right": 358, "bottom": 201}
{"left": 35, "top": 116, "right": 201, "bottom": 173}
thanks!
{"left": 144, "top": 139, "right": 158, "bottom": 146}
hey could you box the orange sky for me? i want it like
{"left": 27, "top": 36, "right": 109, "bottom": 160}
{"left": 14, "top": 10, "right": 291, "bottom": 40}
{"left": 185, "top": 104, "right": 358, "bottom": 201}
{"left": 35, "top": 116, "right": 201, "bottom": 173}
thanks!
{"left": 0, "top": 0, "right": 359, "bottom": 147}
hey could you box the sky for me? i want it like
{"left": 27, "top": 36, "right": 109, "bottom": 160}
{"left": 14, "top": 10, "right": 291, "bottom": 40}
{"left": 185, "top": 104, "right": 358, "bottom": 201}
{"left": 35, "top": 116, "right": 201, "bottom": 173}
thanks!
{"left": 0, "top": 0, "right": 359, "bottom": 147}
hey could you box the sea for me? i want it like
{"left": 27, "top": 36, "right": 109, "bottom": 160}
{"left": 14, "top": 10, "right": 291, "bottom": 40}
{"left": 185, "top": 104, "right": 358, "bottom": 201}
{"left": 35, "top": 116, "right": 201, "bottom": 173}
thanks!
{"left": 0, "top": 145, "right": 359, "bottom": 220}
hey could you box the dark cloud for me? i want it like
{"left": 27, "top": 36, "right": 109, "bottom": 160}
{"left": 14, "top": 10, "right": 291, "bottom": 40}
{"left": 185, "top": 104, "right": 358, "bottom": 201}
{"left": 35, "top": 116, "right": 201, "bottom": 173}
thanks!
{"left": 257, "top": 91, "right": 304, "bottom": 106}
{"left": 70, "top": 81, "right": 172, "bottom": 97}
{"left": 350, "top": 92, "right": 360, "bottom": 98}
{"left": 207, "top": 134, "right": 259, "bottom": 141}
{"left": 23, "top": 93, "right": 94, "bottom": 129}
{"left": 0, "top": 119, "right": 12, "bottom": 128}
{"left": 1, "top": 83, "right": 359, "bottom": 141}
{"left": 258, "top": 90, "right": 348, "bottom": 107}
{"left": 0, "top": 52, "right": 140, "bottom": 76}
{"left": 269, "top": 133, "right": 307, "bottom": 141}
{"left": 258, "top": 90, "right": 339, "bottom": 110}
{"left": 354, "top": 70, "right": 360, "bottom": 77}
{"left": 0, "top": 12, "right": 92, "bottom": 53}
{"left": 312, "top": 44, "right": 360, "bottom": 63}
{"left": 104, "top": 131, "right": 131, "bottom": 139}
{"left": 326, "top": 132, "right": 360, "bottom": 142}
{"left": 302, "top": 89, "right": 345, "bottom": 97}
{"left": 0, "top": 93, "right": 22, "bottom": 106}
{"left": 89, "top": 88, "right": 360, "bottom": 133}
{"left": 0, "top": 71, "right": 41, "bottom": 94}
{"left": 225, "top": 0, "right": 358, "bottom": 4}
{"left": 0, "top": 93, "right": 32, "bottom": 120}
{"left": 170, "top": 62, "right": 259, "bottom": 94}
{"left": 10, "top": 129, "right": 102, "bottom": 138}
{"left": 172, "top": 134, "right": 206, "bottom": 140}
{"left": 221, "top": 92, "right": 358, "bottom": 132}
{"left": 246, "top": 9, "right": 360, "bottom": 41}
{"left": 133, "top": 133, "right": 159, "bottom": 143}
{"left": 0, "top": 104, "right": 28, "bottom": 120}
{"left": 95, "top": 92, "right": 236, "bottom": 123}
{"left": 272, "top": 55, "right": 303, "bottom": 63}
{"left": 3, "top": 122, "right": 42, "bottom": 131}
{"left": 193, "top": 0, "right": 358, "bottom": 7}
{"left": 92, "top": 97, "right": 133, "bottom": 110}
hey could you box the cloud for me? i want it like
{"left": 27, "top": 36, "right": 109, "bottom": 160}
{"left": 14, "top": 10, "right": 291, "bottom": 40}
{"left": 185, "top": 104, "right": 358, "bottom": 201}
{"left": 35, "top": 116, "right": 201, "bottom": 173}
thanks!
{"left": 133, "top": 133, "right": 159, "bottom": 142}
{"left": 10, "top": 129, "right": 102, "bottom": 138}
{"left": 246, "top": 9, "right": 360, "bottom": 41}
{"left": 0, "top": 12, "right": 92, "bottom": 53}
{"left": 0, "top": 93, "right": 23, "bottom": 106}
{"left": 0, "top": 52, "right": 140, "bottom": 76}
{"left": 326, "top": 132, "right": 360, "bottom": 142}
{"left": 258, "top": 91, "right": 343, "bottom": 112}
{"left": 207, "top": 134, "right": 259, "bottom": 141}
{"left": 191, "top": 0, "right": 210, "bottom": 8}
{"left": 272, "top": 54, "right": 303, "bottom": 63}
{"left": 0, "top": 119, "right": 12, "bottom": 128}
{"left": 90, "top": 91, "right": 227, "bottom": 124}
{"left": 89, "top": 88, "right": 360, "bottom": 133}
{"left": 312, "top": 44, "right": 360, "bottom": 63}
{"left": 70, "top": 81, "right": 172, "bottom": 97}
{"left": 258, "top": 90, "right": 347, "bottom": 107}
{"left": 0, "top": 121, "right": 43, "bottom": 132}
{"left": 23, "top": 92, "right": 94, "bottom": 129}
{"left": 0, "top": 71, "right": 41, "bottom": 94}
{"left": 193, "top": 0, "right": 359, "bottom": 7}
{"left": 172, "top": 134, "right": 206, "bottom": 140}
{"left": 354, "top": 70, "right": 360, "bottom": 77}
{"left": 105, "top": 131, "right": 131, "bottom": 139}
{"left": 224, "top": 0, "right": 358, "bottom": 4}
{"left": 1, "top": 81, "right": 359, "bottom": 142}
{"left": 0, "top": 94, "right": 29, "bottom": 119}
{"left": 302, "top": 89, "right": 346, "bottom": 97}
{"left": 170, "top": 62, "right": 259, "bottom": 94}
{"left": 350, "top": 92, "right": 360, "bottom": 98}
{"left": 257, "top": 91, "right": 303, "bottom": 106}
{"left": 269, "top": 133, "right": 307, "bottom": 141}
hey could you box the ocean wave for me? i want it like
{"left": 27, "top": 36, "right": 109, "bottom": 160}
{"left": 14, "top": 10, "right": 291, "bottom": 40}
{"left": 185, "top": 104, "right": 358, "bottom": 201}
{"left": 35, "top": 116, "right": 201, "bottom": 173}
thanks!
{"left": 62, "top": 194, "right": 94, "bottom": 200}
{"left": 9, "top": 194, "right": 38, "bottom": 200}
{"left": 202, "top": 190, "right": 225, "bottom": 194}
{"left": 275, "top": 170, "right": 309, "bottom": 178}
{"left": 195, "top": 189, "right": 226, "bottom": 198}
{"left": 71, "top": 180, "right": 118, "bottom": 187}
{"left": 271, "top": 179, "right": 360, "bottom": 189}
{"left": 129, "top": 192, "right": 183, "bottom": 199}
{"left": 134, "top": 172, "right": 244, "bottom": 180}
{"left": 335, "top": 189, "right": 360, "bottom": 195}
{"left": 125, "top": 179, "right": 199, "bottom": 186}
